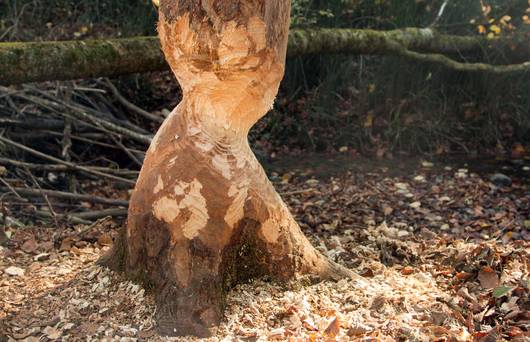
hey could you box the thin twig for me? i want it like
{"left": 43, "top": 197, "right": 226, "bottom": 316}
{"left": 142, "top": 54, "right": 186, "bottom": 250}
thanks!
{"left": 388, "top": 41, "right": 530, "bottom": 74}
{"left": 0, "top": 135, "right": 136, "bottom": 184}
{"left": 0, "top": 176, "right": 22, "bottom": 199}
{"left": 280, "top": 188, "right": 320, "bottom": 196}
{"left": 24, "top": 167, "right": 59, "bottom": 227}
{"left": 1, "top": 86, "right": 153, "bottom": 144}
{"left": 0, "top": 157, "right": 139, "bottom": 177}
{"left": 77, "top": 216, "right": 113, "bottom": 236}
{"left": 73, "top": 208, "right": 128, "bottom": 220}
{"left": 0, "top": 187, "right": 129, "bottom": 206}
{"left": 34, "top": 210, "right": 91, "bottom": 225}
{"left": 109, "top": 134, "right": 144, "bottom": 167}
{"left": 430, "top": 0, "right": 450, "bottom": 28}
{"left": 103, "top": 78, "right": 164, "bottom": 123}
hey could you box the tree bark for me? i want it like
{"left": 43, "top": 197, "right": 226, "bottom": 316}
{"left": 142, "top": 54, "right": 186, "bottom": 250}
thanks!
{"left": 100, "top": 0, "right": 355, "bottom": 337}
{"left": 1, "top": 28, "right": 528, "bottom": 85}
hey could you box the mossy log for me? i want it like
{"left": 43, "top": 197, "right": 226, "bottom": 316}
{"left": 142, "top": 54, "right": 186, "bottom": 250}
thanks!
{"left": 0, "top": 37, "right": 166, "bottom": 85}
{"left": 1, "top": 28, "right": 528, "bottom": 85}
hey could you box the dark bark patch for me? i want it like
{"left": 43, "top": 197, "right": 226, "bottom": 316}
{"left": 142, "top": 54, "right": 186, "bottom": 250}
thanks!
{"left": 212, "top": 1, "right": 241, "bottom": 22}
{"left": 97, "top": 226, "right": 127, "bottom": 272}
{"left": 160, "top": 0, "right": 204, "bottom": 23}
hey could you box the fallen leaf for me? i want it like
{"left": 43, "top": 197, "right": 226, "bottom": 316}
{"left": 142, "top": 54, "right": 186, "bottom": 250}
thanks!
{"left": 4, "top": 266, "right": 25, "bottom": 276}
{"left": 492, "top": 286, "right": 513, "bottom": 298}
{"left": 347, "top": 322, "right": 371, "bottom": 336}
{"left": 413, "top": 175, "right": 425, "bottom": 182}
{"left": 456, "top": 272, "right": 473, "bottom": 281}
{"left": 21, "top": 239, "right": 38, "bottom": 254}
{"left": 324, "top": 317, "right": 340, "bottom": 337}
{"left": 401, "top": 266, "right": 414, "bottom": 275}
{"left": 303, "top": 318, "right": 318, "bottom": 331}
{"left": 97, "top": 233, "right": 113, "bottom": 246}
{"left": 395, "top": 182, "right": 408, "bottom": 190}
{"left": 138, "top": 330, "right": 156, "bottom": 339}
{"left": 478, "top": 267, "right": 499, "bottom": 289}
{"left": 475, "top": 327, "right": 499, "bottom": 342}
{"left": 500, "top": 296, "right": 519, "bottom": 314}
{"left": 506, "top": 326, "right": 524, "bottom": 338}
{"left": 39, "top": 241, "right": 54, "bottom": 251}
{"left": 383, "top": 205, "right": 393, "bottom": 216}
{"left": 43, "top": 326, "right": 62, "bottom": 339}
{"left": 409, "top": 201, "right": 421, "bottom": 209}
{"left": 364, "top": 112, "right": 373, "bottom": 128}
{"left": 59, "top": 237, "right": 75, "bottom": 251}
{"left": 360, "top": 268, "right": 374, "bottom": 277}
{"left": 268, "top": 327, "right": 285, "bottom": 339}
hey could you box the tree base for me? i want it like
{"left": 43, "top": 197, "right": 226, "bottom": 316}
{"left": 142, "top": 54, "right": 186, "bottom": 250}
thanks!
{"left": 99, "top": 214, "right": 355, "bottom": 337}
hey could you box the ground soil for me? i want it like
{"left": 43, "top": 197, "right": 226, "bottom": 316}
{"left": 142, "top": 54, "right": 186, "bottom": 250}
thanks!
{"left": 0, "top": 156, "right": 529, "bottom": 341}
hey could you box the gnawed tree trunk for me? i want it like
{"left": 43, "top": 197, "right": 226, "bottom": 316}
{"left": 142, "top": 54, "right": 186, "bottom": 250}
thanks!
{"left": 100, "top": 0, "right": 355, "bottom": 337}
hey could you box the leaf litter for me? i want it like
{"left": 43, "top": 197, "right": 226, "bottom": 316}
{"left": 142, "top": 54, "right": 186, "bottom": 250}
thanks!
{"left": 0, "top": 159, "right": 528, "bottom": 341}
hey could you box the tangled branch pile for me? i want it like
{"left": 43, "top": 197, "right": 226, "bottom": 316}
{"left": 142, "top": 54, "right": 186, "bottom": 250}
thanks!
{"left": 0, "top": 80, "right": 163, "bottom": 226}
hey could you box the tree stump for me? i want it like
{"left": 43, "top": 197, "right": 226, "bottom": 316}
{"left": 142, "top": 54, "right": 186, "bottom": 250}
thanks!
{"left": 101, "top": 0, "right": 355, "bottom": 337}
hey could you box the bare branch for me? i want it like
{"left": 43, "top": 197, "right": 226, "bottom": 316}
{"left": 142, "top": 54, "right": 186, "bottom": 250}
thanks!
{"left": 0, "top": 186, "right": 129, "bottom": 206}
{"left": 387, "top": 41, "right": 530, "bottom": 74}
{"left": 0, "top": 135, "right": 136, "bottom": 184}
{"left": 103, "top": 78, "right": 164, "bottom": 123}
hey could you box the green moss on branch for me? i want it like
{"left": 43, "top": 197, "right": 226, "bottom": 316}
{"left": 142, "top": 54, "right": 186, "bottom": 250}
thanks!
{"left": 1, "top": 28, "right": 527, "bottom": 85}
{"left": 0, "top": 37, "right": 166, "bottom": 85}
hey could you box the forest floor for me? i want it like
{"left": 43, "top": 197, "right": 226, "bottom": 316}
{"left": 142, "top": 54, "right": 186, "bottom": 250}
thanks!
{"left": 0, "top": 156, "right": 529, "bottom": 341}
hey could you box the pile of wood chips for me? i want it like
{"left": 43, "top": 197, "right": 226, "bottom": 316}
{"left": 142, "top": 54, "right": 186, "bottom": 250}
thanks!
{"left": 1, "top": 216, "right": 527, "bottom": 341}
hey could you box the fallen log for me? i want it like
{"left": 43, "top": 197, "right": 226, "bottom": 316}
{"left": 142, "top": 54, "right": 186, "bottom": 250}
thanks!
{"left": 1, "top": 28, "right": 528, "bottom": 85}
{"left": 0, "top": 37, "right": 166, "bottom": 86}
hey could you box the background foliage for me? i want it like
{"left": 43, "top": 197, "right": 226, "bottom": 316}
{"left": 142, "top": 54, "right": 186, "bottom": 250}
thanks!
{"left": 1, "top": 0, "right": 529, "bottom": 157}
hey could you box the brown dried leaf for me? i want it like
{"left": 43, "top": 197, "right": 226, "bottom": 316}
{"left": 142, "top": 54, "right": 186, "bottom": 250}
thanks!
{"left": 360, "top": 268, "right": 374, "bottom": 278}
{"left": 324, "top": 317, "right": 340, "bottom": 337}
{"left": 43, "top": 326, "right": 62, "bottom": 339}
{"left": 21, "top": 239, "right": 38, "bottom": 254}
{"left": 97, "top": 233, "right": 113, "bottom": 246}
{"left": 39, "top": 240, "right": 54, "bottom": 251}
{"left": 401, "top": 266, "right": 414, "bottom": 275}
{"left": 478, "top": 267, "right": 499, "bottom": 289}
{"left": 59, "top": 237, "right": 75, "bottom": 251}
{"left": 455, "top": 272, "right": 473, "bottom": 281}
{"left": 506, "top": 326, "right": 524, "bottom": 338}
{"left": 383, "top": 205, "right": 393, "bottom": 216}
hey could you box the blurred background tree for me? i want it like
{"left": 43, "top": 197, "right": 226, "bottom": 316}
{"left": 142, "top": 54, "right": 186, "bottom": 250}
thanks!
{"left": 279, "top": 0, "right": 530, "bottom": 156}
